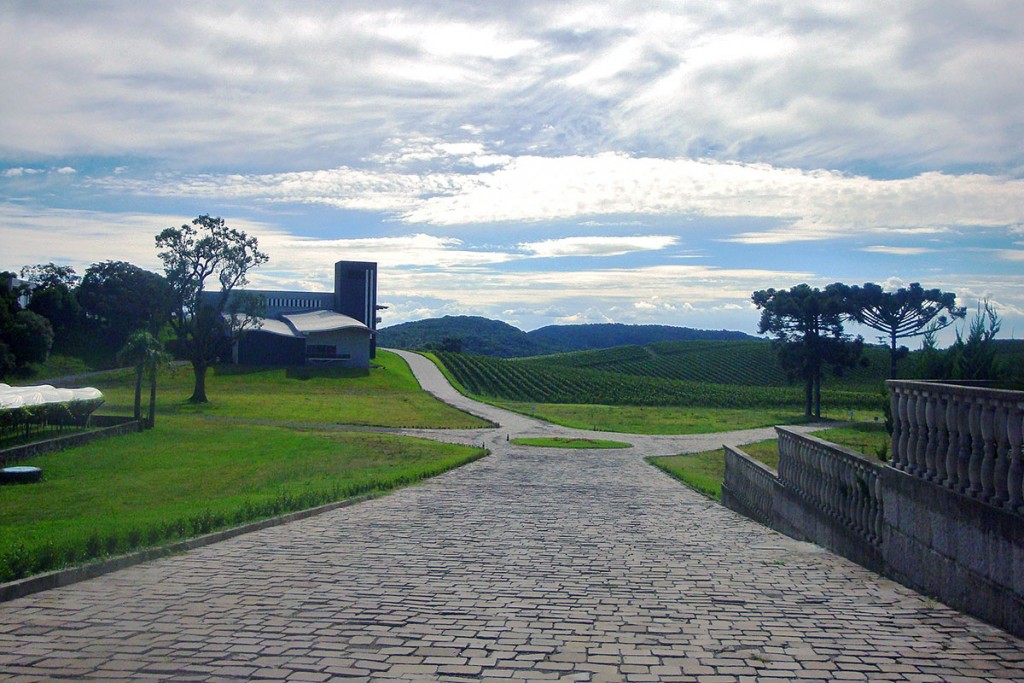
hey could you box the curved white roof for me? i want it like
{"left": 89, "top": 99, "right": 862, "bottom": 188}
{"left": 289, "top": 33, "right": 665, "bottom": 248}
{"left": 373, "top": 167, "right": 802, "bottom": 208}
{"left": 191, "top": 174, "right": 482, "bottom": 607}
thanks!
{"left": 282, "top": 310, "right": 369, "bottom": 334}
{"left": 256, "top": 318, "right": 301, "bottom": 338}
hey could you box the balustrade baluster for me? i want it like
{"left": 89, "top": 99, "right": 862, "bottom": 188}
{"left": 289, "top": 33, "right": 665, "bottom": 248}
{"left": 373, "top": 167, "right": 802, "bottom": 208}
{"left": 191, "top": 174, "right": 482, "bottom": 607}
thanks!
{"left": 819, "top": 445, "right": 830, "bottom": 515}
{"left": 979, "top": 402, "right": 997, "bottom": 502}
{"left": 933, "top": 395, "right": 948, "bottom": 485}
{"left": 967, "top": 400, "right": 984, "bottom": 498}
{"left": 803, "top": 441, "right": 813, "bottom": 503}
{"left": 852, "top": 467, "right": 864, "bottom": 534}
{"left": 906, "top": 392, "right": 920, "bottom": 473}
{"left": 1007, "top": 407, "right": 1023, "bottom": 513}
{"left": 957, "top": 400, "right": 972, "bottom": 493}
{"left": 992, "top": 405, "right": 1010, "bottom": 507}
{"left": 865, "top": 472, "right": 874, "bottom": 536}
{"left": 831, "top": 453, "right": 839, "bottom": 520}
{"left": 945, "top": 394, "right": 961, "bottom": 490}
{"left": 828, "top": 450, "right": 839, "bottom": 519}
{"left": 915, "top": 391, "right": 929, "bottom": 476}
{"left": 898, "top": 391, "right": 912, "bottom": 472}
{"left": 924, "top": 392, "right": 939, "bottom": 480}
{"left": 871, "top": 475, "right": 883, "bottom": 544}
{"left": 890, "top": 388, "right": 903, "bottom": 468}
{"left": 840, "top": 462, "right": 850, "bottom": 528}
{"left": 863, "top": 469, "right": 874, "bottom": 536}
{"left": 813, "top": 446, "right": 820, "bottom": 509}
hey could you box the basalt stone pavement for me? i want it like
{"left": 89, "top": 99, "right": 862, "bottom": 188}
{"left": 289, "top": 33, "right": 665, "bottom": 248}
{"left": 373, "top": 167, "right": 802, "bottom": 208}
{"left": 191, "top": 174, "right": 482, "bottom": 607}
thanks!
{"left": 1, "top": 351, "right": 1022, "bottom": 682}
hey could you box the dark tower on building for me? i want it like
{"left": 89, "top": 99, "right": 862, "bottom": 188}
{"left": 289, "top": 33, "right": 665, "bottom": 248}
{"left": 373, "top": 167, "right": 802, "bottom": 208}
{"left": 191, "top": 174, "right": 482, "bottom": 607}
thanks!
{"left": 334, "top": 260, "right": 379, "bottom": 357}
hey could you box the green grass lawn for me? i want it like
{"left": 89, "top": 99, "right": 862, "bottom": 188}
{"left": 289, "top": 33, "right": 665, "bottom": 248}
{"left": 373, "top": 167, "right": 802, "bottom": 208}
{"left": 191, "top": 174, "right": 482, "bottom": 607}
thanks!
{"left": 649, "top": 422, "right": 890, "bottom": 500}
{"left": 0, "top": 415, "right": 485, "bottom": 582}
{"left": 647, "top": 440, "right": 773, "bottom": 500}
{"left": 510, "top": 436, "right": 631, "bottom": 449}
{"left": 810, "top": 422, "right": 891, "bottom": 460}
{"left": 0, "top": 350, "right": 491, "bottom": 583}
{"left": 493, "top": 402, "right": 822, "bottom": 435}
{"left": 87, "top": 350, "right": 489, "bottom": 429}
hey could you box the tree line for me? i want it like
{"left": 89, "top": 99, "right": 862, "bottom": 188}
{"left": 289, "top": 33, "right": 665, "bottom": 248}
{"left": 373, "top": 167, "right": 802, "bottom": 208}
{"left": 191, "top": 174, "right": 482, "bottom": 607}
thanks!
{"left": 753, "top": 281, "right": 1006, "bottom": 417}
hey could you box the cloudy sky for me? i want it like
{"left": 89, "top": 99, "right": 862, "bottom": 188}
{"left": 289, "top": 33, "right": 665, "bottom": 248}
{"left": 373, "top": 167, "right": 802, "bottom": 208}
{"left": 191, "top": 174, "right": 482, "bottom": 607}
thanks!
{"left": 2, "top": 1, "right": 1022, "bottom": 343}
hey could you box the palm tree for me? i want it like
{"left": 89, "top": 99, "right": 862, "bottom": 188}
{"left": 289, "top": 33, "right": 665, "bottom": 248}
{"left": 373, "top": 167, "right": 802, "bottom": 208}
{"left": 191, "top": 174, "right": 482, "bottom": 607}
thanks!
{"left": 117, "top": 330, "right": 169, "bottom": 429}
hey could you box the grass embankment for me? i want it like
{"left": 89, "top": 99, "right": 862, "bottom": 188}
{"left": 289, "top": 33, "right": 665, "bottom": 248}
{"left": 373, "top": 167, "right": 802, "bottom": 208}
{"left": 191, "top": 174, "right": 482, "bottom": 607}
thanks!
{"left": 91, "top": 350, "right": 489, "bottom": 429}
{"left": 0, "top": 421, "right": 484, "bottom": 582}
{"left": 510, "top": 437, "right": 631, "bottom": 449}
{"left": 649, "top": 422, "right": 890, "bottom": 500}
{"left": 0, "top": 351, "right": 487, "bottom": 582}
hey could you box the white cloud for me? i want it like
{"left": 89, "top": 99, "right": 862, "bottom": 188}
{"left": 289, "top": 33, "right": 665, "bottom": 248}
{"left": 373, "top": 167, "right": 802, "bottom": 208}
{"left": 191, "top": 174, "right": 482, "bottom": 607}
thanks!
{"left": 403, "top": 156, "right": 1024, "bottom": 242}
{"left": 994, "top": 249, "right": 1024, "bottom": 262}
{"left": 519, "top": 235, "right": 678, "bottom": 257}
{"left": 553, "top": 308, "right": 616, "bottom": 325}
{"left": 3, "top": 167, "right": 43, "bottom": 177}
{"left": 260, "top": 232, "right": 518, "bottom": 273}
{"left": 1, "top": 2, "right": 1021, "bottom": 173}
{"left": 93, "top": 156, "right": 1024, "bottom": 245}
{"left": 860, "top": 246, "right": 936, "bottom": 256}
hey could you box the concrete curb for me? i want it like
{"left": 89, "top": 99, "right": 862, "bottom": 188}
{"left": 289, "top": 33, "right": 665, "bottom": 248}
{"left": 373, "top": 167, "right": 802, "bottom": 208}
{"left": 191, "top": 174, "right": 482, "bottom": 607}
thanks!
{"left": 0, "top": 493, "right": 379, "bottom": 604}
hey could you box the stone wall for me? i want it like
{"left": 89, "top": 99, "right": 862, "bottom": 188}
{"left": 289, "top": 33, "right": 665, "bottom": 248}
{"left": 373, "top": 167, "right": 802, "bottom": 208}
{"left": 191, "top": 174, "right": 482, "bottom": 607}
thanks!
{"left": 883, "top": 461, "right": 1024, "bottom": 636}
{"left": 1, "top": 416, "right": 141, "bottom": 466}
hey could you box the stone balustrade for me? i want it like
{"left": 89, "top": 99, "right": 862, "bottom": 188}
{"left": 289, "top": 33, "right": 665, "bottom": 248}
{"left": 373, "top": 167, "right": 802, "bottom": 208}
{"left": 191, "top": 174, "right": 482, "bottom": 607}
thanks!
{"left": 723, "top": 391, "right": 1024, "bottom": 637}
{"left": 722, "top": 445, "right": 776, "bottom": 526}
{"left": 888, "top": 380, "right": 1024, "bottom": 514}
{"left": 776, "top": 427, "right": 885, "bottom": 546}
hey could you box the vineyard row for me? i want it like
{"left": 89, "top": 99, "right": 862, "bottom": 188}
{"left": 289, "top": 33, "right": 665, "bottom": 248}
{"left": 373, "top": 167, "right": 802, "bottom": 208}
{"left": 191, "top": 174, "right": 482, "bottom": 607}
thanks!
{"left": 434, "top": 352, "right": 879, "bottom": 410}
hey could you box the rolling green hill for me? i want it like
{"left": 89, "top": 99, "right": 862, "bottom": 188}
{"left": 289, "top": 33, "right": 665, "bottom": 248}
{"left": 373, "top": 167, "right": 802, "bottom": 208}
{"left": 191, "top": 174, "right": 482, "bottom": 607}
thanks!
{"left": 378, "top": 316, "right": 551, "bottom": 357}
{"left": 527, "top": 323, "right": 755, "bottom": 351}
{"left": 523, "top": 339, "right": 895, "bottom": 391}
{"left": 433, "top": 339, "right": 894, "bottom": 411}
{"left": 377, "top": 316, "right": 757, "bottom": 357}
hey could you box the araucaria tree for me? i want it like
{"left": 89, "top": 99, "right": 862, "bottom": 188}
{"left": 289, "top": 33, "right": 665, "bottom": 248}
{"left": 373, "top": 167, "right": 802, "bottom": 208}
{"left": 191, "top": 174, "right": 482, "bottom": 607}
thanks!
{"left": 848, "top": 282, "right": 965, "bottom": 379}
{"left": 752, "top": 283, "right": 863, "bottom": 418}
{"left": 156, "top": 215, "right": 268, "bottom": 403}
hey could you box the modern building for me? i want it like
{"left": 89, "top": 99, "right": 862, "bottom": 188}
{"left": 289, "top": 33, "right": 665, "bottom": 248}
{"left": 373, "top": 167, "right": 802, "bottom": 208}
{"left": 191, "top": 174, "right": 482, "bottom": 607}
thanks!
{"left": 215, "top": 260, "right": 381, "bottom": 369}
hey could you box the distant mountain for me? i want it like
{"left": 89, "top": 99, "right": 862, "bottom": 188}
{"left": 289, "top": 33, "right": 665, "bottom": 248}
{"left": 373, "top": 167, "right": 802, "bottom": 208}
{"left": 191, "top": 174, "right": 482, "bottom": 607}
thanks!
{"left": 528, "top": 323, "right": 756, "bottom": 352}
{"left": 377, "top": 316, "right": 550, "bottom": 357}
{"left": 378, "top": 316, "right": 757, "bottom": 357}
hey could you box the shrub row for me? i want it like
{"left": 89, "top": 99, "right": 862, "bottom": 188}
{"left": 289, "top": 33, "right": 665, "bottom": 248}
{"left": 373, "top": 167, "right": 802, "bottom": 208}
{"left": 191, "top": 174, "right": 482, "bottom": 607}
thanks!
{"left": 0, "top": 398, "right": 105, "bottom": 444}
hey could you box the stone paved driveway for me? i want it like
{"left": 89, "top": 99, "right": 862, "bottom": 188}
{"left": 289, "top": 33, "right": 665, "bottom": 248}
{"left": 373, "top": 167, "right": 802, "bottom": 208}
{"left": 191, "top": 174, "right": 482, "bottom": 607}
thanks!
{"left": 1, "top": 351, "right": 1022, "bottom": 682}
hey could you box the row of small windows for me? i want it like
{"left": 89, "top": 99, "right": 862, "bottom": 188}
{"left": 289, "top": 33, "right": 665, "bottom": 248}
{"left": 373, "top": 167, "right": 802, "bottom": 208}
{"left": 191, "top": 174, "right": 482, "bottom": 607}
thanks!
{"left": 265, "top": 297, "right": 329, "bottom": 309}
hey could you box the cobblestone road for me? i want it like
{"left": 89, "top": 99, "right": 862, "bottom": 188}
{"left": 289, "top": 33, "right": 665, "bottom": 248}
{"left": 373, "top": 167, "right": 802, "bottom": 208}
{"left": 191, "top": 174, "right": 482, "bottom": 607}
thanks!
{"left": 1, "top": 350, "right": 1022, "bottom": 681}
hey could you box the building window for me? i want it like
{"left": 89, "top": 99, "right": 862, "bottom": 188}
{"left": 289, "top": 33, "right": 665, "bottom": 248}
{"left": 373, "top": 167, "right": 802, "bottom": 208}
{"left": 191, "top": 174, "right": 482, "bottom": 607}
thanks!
{"left": 307, "top": 344, "right": 336, "bottom": 358}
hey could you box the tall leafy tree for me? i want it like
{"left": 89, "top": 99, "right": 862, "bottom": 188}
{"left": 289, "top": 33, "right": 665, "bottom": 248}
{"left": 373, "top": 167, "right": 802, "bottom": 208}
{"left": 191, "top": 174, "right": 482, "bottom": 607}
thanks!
{"left": 5, "top": 311, "right": 55, "bottom": 373}
{"left": 155, "top": 215, "right": 268, "bottom": 403}
{"left": 948, "top": 300, "right": 1002, "bottom": 381}
{"left": 0, "top": 273, "right": 54, "bottom": 378}
{"left": 19, "top": 263, "right": 79, "bottom": 290}
{"left": 19, "top": 262, "right": 82, "bottom": 351}
{"left": 848, "top": 282, "right": 965, "bottom": 379}
{"left": 78, "top": 260, "right": 173, "bottom": 352}
{"left": 752, "top": 283, "right": 863, "bottom": 418}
